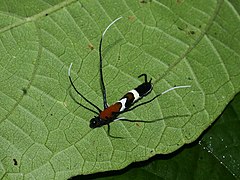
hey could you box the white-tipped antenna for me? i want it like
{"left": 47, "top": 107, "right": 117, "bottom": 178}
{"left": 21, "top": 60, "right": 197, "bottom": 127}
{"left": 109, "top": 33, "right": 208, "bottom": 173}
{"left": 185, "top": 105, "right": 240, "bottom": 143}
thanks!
{"left": 102, "top": 16, "right": 122, "bottom": 38}
{"left": 68, "top": 63, "right": 73, "bottom": 77}
{"left": 162, "top": 85, "right": 191, "bottom": 95}
{"left": 99, "top": 16, "right": 122, "bottom": 109}
{"left": 67, "top": 62, "right": 102, "bottom": 113}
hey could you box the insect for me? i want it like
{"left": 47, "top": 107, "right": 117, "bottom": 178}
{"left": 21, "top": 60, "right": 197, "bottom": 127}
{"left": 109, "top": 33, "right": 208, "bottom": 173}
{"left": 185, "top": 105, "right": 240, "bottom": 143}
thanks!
{"left": 68, "top": 17, "right": 190, "bottom": 138}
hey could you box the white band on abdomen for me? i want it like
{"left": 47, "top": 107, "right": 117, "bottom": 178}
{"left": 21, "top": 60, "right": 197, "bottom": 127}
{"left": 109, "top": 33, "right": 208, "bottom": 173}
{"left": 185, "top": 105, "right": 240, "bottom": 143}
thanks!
{"left": 118, "top": 98, "right": 127, "bottom": 112}
{"left": 128, "top": 89, "right": 140, "bottom": 102}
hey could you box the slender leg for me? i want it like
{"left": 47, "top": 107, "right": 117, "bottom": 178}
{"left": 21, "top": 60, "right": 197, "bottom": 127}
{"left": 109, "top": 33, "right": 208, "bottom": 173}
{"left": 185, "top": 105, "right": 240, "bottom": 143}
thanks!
{"left": 107, "top": 115, "right": 190, "bottom": 139}
{"left": 118, "top": 114, "right": 190, "bottom": 123}
{"left": 138, "top": 73, "right": 152, "bottom": 83}
{"left": 99, "top": 17, "right": 122, "bottom": 109}
{"left": 107, "top": 124, "right": 123, "bottom": 139}
{"left": 123, "top": 85, "right": 191, "bottom": 113}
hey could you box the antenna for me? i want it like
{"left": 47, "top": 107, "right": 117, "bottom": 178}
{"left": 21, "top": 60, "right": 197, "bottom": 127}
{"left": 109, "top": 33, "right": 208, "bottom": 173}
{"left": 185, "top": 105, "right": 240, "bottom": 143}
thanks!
{"left": 68, "top": 63, "right": 102, "bottom": 113}
{"left": 99, "top": 17, "right": 123, "bottom": 109}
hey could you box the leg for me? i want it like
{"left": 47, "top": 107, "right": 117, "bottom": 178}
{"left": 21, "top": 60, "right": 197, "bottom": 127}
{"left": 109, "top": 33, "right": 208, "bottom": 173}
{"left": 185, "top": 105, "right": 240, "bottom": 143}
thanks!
{"left": 118, "top": 114, "right": 190, "bottom": 123}
{"left": 106, "top": 115, "right": 190, "bottom": 138}
{"left": 123, "top": 85, "right": 191, "bottom": 113}
{"left": 138, "top": 73, "right": 152, "bottom": 83}
{"left": 107, "top": 124, "right": 123, "bottom": 139}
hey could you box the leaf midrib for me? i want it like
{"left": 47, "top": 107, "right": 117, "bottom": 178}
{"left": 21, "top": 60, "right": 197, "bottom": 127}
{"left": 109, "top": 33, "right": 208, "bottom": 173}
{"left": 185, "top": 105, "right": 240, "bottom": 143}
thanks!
{"left": 154, "top": 0, "right": 224, "bottom": 84}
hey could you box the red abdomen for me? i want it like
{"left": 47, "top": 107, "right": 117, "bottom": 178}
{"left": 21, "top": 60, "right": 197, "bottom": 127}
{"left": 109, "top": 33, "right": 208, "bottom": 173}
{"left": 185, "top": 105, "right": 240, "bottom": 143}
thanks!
{"left": 99, "top": 102, "right": 122, "bottom": 120}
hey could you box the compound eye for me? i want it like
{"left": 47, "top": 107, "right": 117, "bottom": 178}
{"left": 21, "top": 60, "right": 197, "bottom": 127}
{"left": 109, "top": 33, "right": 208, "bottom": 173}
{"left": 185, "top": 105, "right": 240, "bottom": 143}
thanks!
{"left": 90, "top": 118, "right": 98, "bottom": 128}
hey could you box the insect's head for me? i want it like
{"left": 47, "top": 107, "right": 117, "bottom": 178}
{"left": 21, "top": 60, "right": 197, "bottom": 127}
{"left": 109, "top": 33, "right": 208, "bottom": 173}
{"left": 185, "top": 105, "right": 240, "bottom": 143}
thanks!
{"left": 90, "top": 116, "right": 103, "bottom": 129}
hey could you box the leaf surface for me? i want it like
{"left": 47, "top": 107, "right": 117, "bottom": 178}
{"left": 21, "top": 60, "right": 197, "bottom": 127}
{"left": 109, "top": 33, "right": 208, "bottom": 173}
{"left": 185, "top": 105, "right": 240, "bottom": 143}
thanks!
{"left": 89, "top": 93, "right": 240, "bottom": 180}
{"left": 0, "top": 0, "right": 239, "bottom": 179}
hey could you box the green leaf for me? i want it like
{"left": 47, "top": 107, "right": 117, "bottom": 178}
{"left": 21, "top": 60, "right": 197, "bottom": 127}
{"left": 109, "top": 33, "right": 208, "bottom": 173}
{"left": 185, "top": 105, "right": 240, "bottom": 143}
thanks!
{"left": 84, "top": 92, "right": 240, "bottom": 180}
{"left": 0, "top": 0, "right": 239, "bottom": 179}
